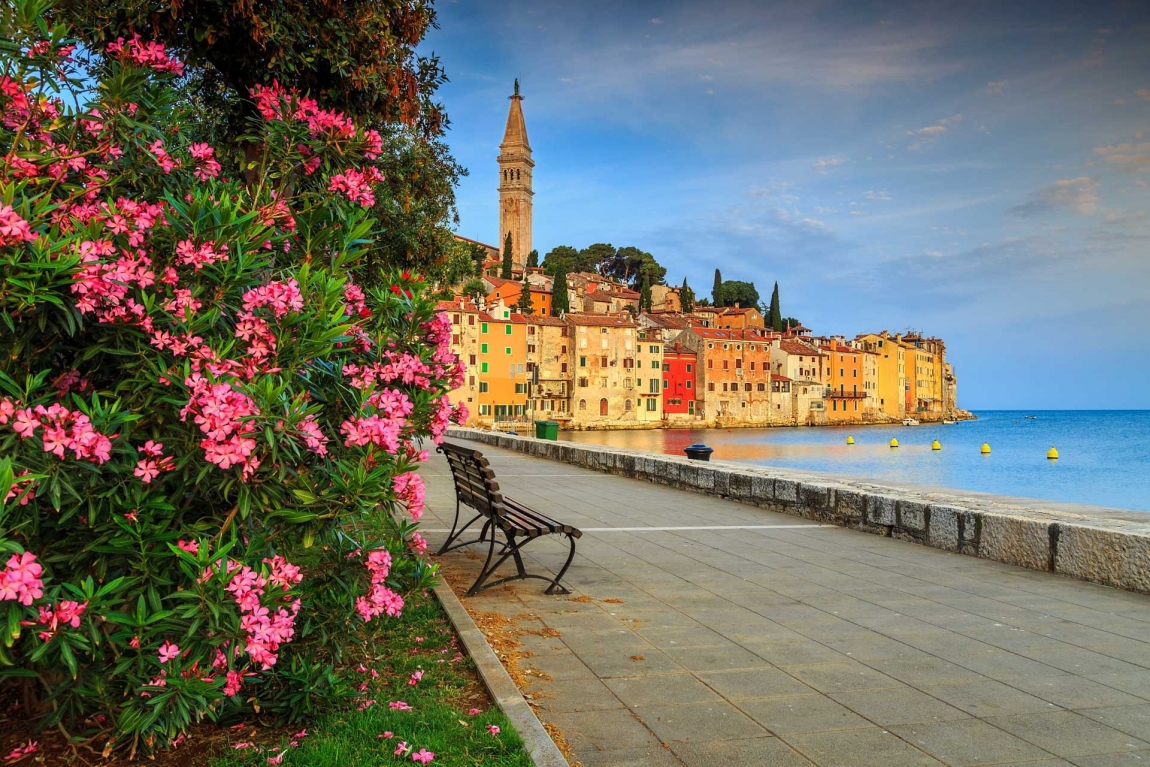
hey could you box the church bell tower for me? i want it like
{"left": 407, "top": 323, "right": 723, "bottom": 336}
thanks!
{"left": 498, "top": 79, "right": 533, "bottom": 270}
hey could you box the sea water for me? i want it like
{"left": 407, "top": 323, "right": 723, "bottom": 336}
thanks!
{"left": 559, "top": 410, "right": 1150, "bottom": 512}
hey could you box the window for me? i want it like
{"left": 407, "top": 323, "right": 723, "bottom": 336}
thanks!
{"left": 663, "top": 379, "right": 669, "bottom": 389}
{"left": 505, "top": 347, "right": 512, "bottom": 355}
{"left": 723, "top": 383, "right": 728, "bottom": 392}
{"left": 688, "top": 400, "right": 695, "bottom": 415}
{"left": 708, "top": 360, "right": 714, "bottom": 369}
{"left": 468, "top": 315, "right": 475, "bottom": 326}
{"left": 623, "top": 358, "right": 634, "bottom": 369}
{"left": 527, "top": 344, "right": 536, "bottom": 353}
{"left": 578, "top": 399, "right": 587, "bottom": 411}
{"left": 686, "top": 380, "right": 692, "bottom": 390}
{"left": 708, "top": 382, "right": 715, "bottom": 391}
{"left": 624, "top": 399, "right": 632, "bottom": 411}
{"left": 481, "top": 362, "right": 488, "bottom": 373}
{"left": 479, "top": 404, "right": 490, "bottom": 416}
{"left": 599, "top": 398, "right": 608, "bottom": 416}
{"left": 505, "top": 324, "right": 512, "bottom": 335}
{"left": 757, "top": 383, "right": 766, "bottom": 391}
{"left": 479, "top": 382, "right": 489, "bottom": 393}
{"left": 646, "top": 398, "right": 657, "bottom": 412}
{"left": 526, "top": 362, "right": 535, "bottom": 372}
{"left": 686, "top": 364, "right": 693, "bottom": 372}
{"left": 722, "top": 360, "right": 729, "bottom": 370}
{"left": 481, "top": 322, "right": 488, "bottom": 333}
{"left": 452, "top": 314, "right": 461, "bottom": 324}
{"left": 469, "top": 354, "right": 476, "bottom": 365}
{"left": 601, "top": 327, "right": 608, "bottom": 334}
{"left": 662, "top": 363, "right": 670, "bottom": 372}
{"left": 480, "top": 343, "right": 488, "bottom": 354}
{"left": 624, "top": 378, "right": 633, "bottom": 389}
{"left": 750, "top": 361, "right": 755, "bottom": 371}
{"left": 600, "top": 356, "right": 608, "bottom": 367}
{"left": 579, "top": 356, "right": 587, "bottom": 367}
{"left": 518, "top": 364, "right": 524, "bottom": 373}
{"left": 514, "top": 383, "right": 526, "bottom": 394}
{"left": 735, "top": 359, "right": 742, "bottom": 369}
{"left": 579, "top": 377, "right": 589, "bottom": 387}
{"left": 527, "top": 326, "right": 536, "bottom": 336}
{"left": 452, "top": 334, "right": 460, "bottom": 345}
{"left": 469, "top": 375, "right": 475, "bottom": 386}
{"left": 649, "top": 379, "right": 659, "bottom": 394}
{"left": 650, "top": 345, "right": 659, "bottom": 354}
{"left": 561, "top": 345, "right": 567, "bottom": 353}
{"left": 651, "top": 360, "right": 659, "bottom": 369}
{"left": 601, "top": 338, "right": 609, "bottom": 349}
{"left": 514, "top": 405, "right": 524, "bottom": 416}
{"left": 561, "top": 362, "right": 568, "bottom": 373}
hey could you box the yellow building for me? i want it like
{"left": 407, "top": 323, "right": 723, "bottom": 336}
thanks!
{"left": 856, "top": 332, "right": 907, "bottom": 419}
{"left": 440, "top": 298, "right": 482, "bottom": 426}
{"left": 635, "top": 327, "right": 664, "bottom": 423}
{"left": 568, "top": 314, "right": 646, "bottom": 428}
{"left": 526, "top": 315, "right": 570, "bottom": 420}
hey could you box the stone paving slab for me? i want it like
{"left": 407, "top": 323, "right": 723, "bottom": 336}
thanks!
{"left": 423, "top": 439, "right": 1150, "bottom": 766}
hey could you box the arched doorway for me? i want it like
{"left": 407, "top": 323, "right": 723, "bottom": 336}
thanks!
{"left": 599, "top": 398, "right": 609, "bottom": 416}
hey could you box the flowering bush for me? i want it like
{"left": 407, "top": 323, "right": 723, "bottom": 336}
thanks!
{"left": 0, "top": 0, "right": 464, "bottom": 755}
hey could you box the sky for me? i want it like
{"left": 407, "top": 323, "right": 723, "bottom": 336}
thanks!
{"left": 420, "top": 0, "right": 1150, "bottom": 410}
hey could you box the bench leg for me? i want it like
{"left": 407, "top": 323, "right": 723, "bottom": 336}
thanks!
{"left": 544, "top": 534, "right": 576, "bottom": 595}
{"left": 436, "top": 498, "right": 488, "bottom": 556}
{"left": 466, "top": 530, "right": 506, "bottom": 597}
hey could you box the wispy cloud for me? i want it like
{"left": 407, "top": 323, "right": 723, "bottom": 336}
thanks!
{"left": 1010, "top": 177, "right": 1100, "bottom": 217}
{"left": 812, "top": 157, "right": 846, "bottom": 174}
{"left": 986, "top": 80, "right": 1008, "bottom": 94}
{"left": 864, "top": 189, "right": 893, "bottom": 201}
{"left": 1136, "top": 88, "right": 1150, "bottom": 102}
{"left": 1093, "top": 141, "right": 1150, "bottom": 172}
{"left": 907, "top": 114, "right": 962, "bottom": 150}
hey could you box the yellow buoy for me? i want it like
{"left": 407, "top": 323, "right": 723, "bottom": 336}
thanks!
{"left": 980, "top": 442, "right": 991, "bottom": 454}
{"left": 931, "top": 440, "right": 941, "bottom": 451}
{"left": 1047, "top": 446, "right": 1059, "bottom": 460}
{"left": 890, "top": 438, "right": 899, "bottom": 448}
{"left": 846, "top": 435, "right": 855, "bottom": 445}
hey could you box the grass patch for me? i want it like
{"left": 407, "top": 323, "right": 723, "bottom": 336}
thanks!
{"left": 209, "top": 595, "right": 532, "bottom": 767}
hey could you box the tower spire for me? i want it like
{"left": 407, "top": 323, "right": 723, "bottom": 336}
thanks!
{"left": 498, "top": 80, "right": 533, "bottom": 271}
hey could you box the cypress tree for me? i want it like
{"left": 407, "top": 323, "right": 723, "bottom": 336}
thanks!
{"left": 680, "top": 277, "right": 694, "bottom": 312}
{"left": 527, "top": 249, "right": 539, "bottom": 268}
{"left": 516, "top": 274, "right": 534, "bottom": 314}
{"left": 500, "top": 232, "right": 514, "bottom": 279}
{"left": 551, "top": 268, "right": 569, "bottom": 315}
{"left": 639, "top": 271, "right": 652, "bottom": 312}
{"left": 768, "top": 281, "right": 782, "bottom": 331}
{"left": 712, "top": 268, "right": 724, "bottom": 307}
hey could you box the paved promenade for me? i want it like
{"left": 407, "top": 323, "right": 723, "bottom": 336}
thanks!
{"left": 424, "top": 439, "right": 1150, "bottom": 767}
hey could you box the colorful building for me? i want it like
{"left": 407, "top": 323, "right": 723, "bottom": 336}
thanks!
{"left": 771, "top": 341, "right": 827, "bottom": 425}
{"left": 526, "top": 315, "right": 570, "bottom": 420}
{"left": 661, "top": 342, "right": 698, "bottom": 421}
{"left": 823, "top": 344, "right": 866, "bottom": 422}
{"left": 856, "top": 332, "right": 907, "bottom": 419}
{"left": 568, "top": 314, "right": 643, "bottom": 427}
{"left": 675, "top": 328, "right": 778, "bottom": 424}
{"left": 483, "top": 276, "right": 553, "bottom": 317}
{"left": 475, "top": 303, "right": 528, "bottom": 424}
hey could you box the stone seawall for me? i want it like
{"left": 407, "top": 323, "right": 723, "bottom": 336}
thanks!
{"left": 446, "top": 428, "right": 1150, "bottom": 595}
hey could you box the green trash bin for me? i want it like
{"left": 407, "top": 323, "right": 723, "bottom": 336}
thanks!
{"left": 534, "top": 420, "right": 559, "bottom": 440}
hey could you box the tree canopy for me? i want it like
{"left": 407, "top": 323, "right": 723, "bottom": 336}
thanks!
{"left": 680, "top": 278, "right": 695, "bottom": 312}
{"left": 718, "top": 279, "right": 759, "bottom": 308}
{"left": 712, "top": 269, "right": 723, "bottom": 306}
{"left": 541, "top": 243, "right": 665, "bottom": 289}
{"left": 767, "top": 281, "right": 782, "bottom": 331}
{"left": 551, "top": 268, "right": 570, "bottom": 315}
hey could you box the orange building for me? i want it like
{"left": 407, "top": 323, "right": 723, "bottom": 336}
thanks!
{"left": 484, "top": 276, "right": 552, "bottom": 317}
{"left": 475, "top": 303, "right": 529, "bottom": 423}
{"left": 823, "top": 345, "right": 865, "bottom": 422}
{"left": 676, "top": 328, "right": 777, "bottom": 423}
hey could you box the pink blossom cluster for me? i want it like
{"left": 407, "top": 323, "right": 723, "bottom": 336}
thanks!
{"left": 344, "top": 282, "right": 369, "bottom": 318}
{"left": 106, "top": 34, "right": 185, "bottom": 76}
{"left": 0, "top": 552, "right": 44, "bottom": 607}
{"left": 27, "top": 600, "right": 87, "bottom": 642}
{"left": 5, "top": 399, "right": 113, "bottom": 464}
{"left": 408, "top": 531, "right": 428, "bottom": 556}
{"left": 392, "top": 471, "right": 426, "bottom": 521}
{"left": 176, "top": 239, "right": 228, "bottom": 271}
{"left": 0, "top": 204, "right": 36, "bottom": 246}
{"left": 188, "top": 143, "right": 221, "bottom": 180}
{"left": 71, "top": 239, "right": 156, "bottom": 319}
{"left": 3, "top": 741, "right": 37, "bottom": 763}
{"left": 428, "top": 394, "right": 461, "bottom": 444}
{"left": 296, "top": 414, "right": 329, "bottom": 456}
{"left": 242, "top": 278, "right": 304, "bottom": 319}
{"left": 328, "top": 167, "right": 384, "bottom": 208}
{"left": 180, "top": 375, "right": 261, "bottom": 479}
{"left": 3, "top": 470, "right": 37, "bottom": 506}
{"left": 225, "top": 557, "right": 303, "bottom": 671}
{"left": 134, "top": 440, "right": 175, "bottom": 483}
{"left": 355, "top": 547, "right": 404, "bottom": 623}
{"left": 363, "top": 129, "right": 383, "bottom": 159}
{"left": 148, "top": 139, "right": 179, "bottom": 173}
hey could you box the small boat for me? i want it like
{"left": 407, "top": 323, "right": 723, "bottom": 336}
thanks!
{"left": 942, "top": 419, "right": 956, "bottom": 425}
{"left": 902, "top": 418, "right": 920, "bottom": 426}
{"left": 1024, "top": 415, "right": 1037, "bottom": 420}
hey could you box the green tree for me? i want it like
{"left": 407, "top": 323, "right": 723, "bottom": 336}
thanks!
{"left": 515, "top": 275, "right": 534, "bottom": 314}
{"left": 461, "top": 278, "right": 487, "bottom": 302}
{"left": 719, "top": 280, "right": 759, "bottom": 308}
{"left": 781, "top": 317, "right": 802, "bottom": 332}
{"left": 542, "top": 244, "right": 599, "bottom": 276}
{"left": 527, "top": 249, "right": 539, "bottom": 268}
{"left": 602, "top": 245, "right": 664, "bottom": 288}
{"left": 639, "top": 272, "right": 652, "bottom": 312}
{"left": 712, "top": 269, "right": 724, "bottom": 307}
{"left": 680, "top": 277, "right": 695, "bottom": 312}
{"left": 500, "top": 231, "right": 514, "bottom": 279}
{"left": 581, "top": 242, "right": 618, "bottom": 275}
{"left": 469, "top": 241, "right": 489, "bottom": 277}
{"left": 551, "top": 268, "right": 570, "bottom": 315}
{"left": 768, "top": 281, "right": 783, "bottom": 331}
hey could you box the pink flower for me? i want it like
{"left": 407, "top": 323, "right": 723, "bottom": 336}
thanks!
{"left": 224, "top": 670, "right": 244, "bottom": 696}
{"left": 266, "top": 750, "right": 287, "bottom": 765}
{"left": 388, "top": 700, "right": 412, "bottom": 712}
{"left": 394, "top": 742, "right": 411, "bottom": 758}
{"left": 411, "top": 749, "right": 434, "bottom": 764}
{"left": 487, "top": 725, "right": 500, "bottom": 736}
{"left": 130, "top": 636, "right": 140, "bottom": 649}
{"left": 392, "top": 472, "right": 426, "bottom": 520}
{"left": 467, "top": 708, "right": 481, "bottom": 716}
{"left": 378, "top": 731, "right": 393, "bottom": 739}
{"left": 177, "top": 539, "right": 200, "bottom": 555}
{"left": 3, "top": 740, "right": 37, "bottom": 762}
{"left": 158, "top": 640, "right": 180, "bottom": 663}
{"left": 0, "top": 552, "right": 44, "bottom": 606}
{"left": 134, "top": 458, "right": 160, "bottom": 483}
{"left": 0, "top": 205, "right": 37, "bottom": 246}
{"left": 408, "top": 670, "right": 423, "bottom": 686}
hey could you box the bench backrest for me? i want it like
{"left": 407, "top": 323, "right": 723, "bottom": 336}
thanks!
{"left": 439, "top": 442, "right": 506, "bottom": 520}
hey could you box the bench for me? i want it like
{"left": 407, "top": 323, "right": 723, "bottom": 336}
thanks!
{"left": 436, "top": 442, "right": 581, "bottom": 597}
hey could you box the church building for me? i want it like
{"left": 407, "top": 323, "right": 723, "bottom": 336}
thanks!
{"left": 498, "top": 80, "right": 533, "bottom": 271}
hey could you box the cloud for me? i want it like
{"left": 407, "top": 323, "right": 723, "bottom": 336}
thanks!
{"left": 907, "top": 114, "right": 962, "bottom": 150}
{"left": 864, "top": 189, "right": 893, "bottom": 201}
{"left": 811, "top": 156, "right": 846, "bottom": 174}
{"left": 649, "top": 17, "right": 663, "bottom": 25}
{"left": 1137, "top": 88, "right": 1150, "bottom": 102}
{"left": 986, "top": 80, "right": 1008, "bottom": 94}
{"left": 1009, "top": 177, "right": 1100, "bottom": 217}
{"left": 1092, "top": 142, "right": 1150, "bottom": 172}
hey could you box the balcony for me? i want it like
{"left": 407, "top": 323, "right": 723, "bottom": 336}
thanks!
{"left": 826, "top": 390, "right": 867, "bottom": 399}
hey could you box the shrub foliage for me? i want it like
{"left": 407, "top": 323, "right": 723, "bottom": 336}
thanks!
{"left": 0, "top": 0, "right": 465, "bottom": 755}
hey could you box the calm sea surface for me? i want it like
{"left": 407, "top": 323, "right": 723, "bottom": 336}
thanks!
{"left": 559, "top": 411, "right": 1150, "bottom": 512}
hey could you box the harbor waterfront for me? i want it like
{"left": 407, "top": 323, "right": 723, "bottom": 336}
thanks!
{"left": 559, "top": 410, "right": 1150, "bottom": 513}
